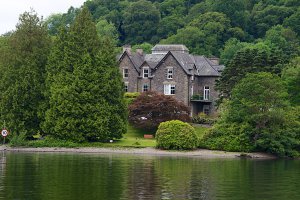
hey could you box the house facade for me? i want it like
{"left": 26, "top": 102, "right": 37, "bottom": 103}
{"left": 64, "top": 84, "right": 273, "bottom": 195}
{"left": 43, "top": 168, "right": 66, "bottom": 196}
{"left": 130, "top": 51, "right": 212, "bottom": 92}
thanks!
{"left": 118, "top": 44, "right": 224, "bottom": 116}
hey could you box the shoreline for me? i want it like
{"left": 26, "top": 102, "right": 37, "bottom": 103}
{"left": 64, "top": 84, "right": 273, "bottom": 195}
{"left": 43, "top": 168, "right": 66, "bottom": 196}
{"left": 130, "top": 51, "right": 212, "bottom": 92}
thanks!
{"left": 0, "top": 146, "right": 276, "bottom": 159}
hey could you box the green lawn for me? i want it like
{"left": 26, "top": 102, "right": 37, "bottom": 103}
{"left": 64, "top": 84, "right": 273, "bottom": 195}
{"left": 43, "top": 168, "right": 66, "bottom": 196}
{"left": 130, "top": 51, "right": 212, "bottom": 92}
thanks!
{"left": 20, "top": 124, "right": 209, "bottom": 148}
{"left": 103, "top": 125, "right": 156, "bottom": 148}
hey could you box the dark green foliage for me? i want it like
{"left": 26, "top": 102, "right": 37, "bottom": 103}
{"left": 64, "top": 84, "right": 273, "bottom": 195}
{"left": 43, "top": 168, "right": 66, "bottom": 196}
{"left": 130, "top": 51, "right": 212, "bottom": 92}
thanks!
{"left": 122, "top": 0, "right": 161, "bottom": 44}
{"left": 44, "top": 7, "right": 127, "bottom": 142}
{"left": 128, "top": 91, "right": 190, "bottom": 131}
{"left": 0, "top": 11, "right": 50, "bottom": 138}
{"left": 203, "top": 72, "right": 300, "bottom": 157}
{"left": 282, "top": 57, "right": 300, "bottom": 106}
{"left": 48, "top": 0, "right": 300, "bottom": 59}
{"left": 217, "top": 46, "right": 284, "bottom": 97}
{"left": 156, "top": 120, "right": 199, "bottom": 150}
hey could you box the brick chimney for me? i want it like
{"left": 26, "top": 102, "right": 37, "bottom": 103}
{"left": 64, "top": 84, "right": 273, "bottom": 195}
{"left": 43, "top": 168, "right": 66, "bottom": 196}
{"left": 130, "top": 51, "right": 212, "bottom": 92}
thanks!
{"left": 123, "top": 45, "right": 131, "bottom": 54}
{"left": 208, "top": 57, "right": 219, "bottom": 65}
{"left": 136, "top": 48, "right": 143, "bottom": 55}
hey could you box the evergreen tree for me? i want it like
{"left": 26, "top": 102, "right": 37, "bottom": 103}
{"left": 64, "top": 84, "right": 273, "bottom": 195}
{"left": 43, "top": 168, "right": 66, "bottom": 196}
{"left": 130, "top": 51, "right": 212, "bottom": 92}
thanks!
{"left": 0, "top": 11, "right": 50, "bottom": 137}
{"left": 216, "top": 46, "right": 285, "bottom": 98}
{"left": 44, "top": 7, "right": 127, "bottom": 142}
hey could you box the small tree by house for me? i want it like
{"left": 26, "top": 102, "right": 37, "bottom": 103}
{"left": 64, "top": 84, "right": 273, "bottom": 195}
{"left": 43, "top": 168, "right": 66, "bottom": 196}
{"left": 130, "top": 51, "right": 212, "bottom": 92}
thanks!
{"left": 128, "top": 91, "right": 190, "bottom": 131}
{"left": 202, "top": 72, "right": 300, "bottom": 157}
{"left": 156, "top": 120, "right": 199, "bottom": 150}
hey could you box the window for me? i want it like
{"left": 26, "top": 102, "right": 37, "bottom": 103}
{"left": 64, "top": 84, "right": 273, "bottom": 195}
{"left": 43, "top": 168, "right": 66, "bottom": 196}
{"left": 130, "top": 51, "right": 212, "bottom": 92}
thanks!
{"left": 124, "top": 82, "right": 128, "bottom": 92}
{"left": 203, "top": 105, "right": 210, "bottom": 115}
{"left": 143, "top": 67, "right": 150, "bottom": 78}
{"left": 164, "top": 84, "right": 175, "bottom": 95}
{"left": 204, "top": 86, "right": 210, "bottom": 100}
{"left": 167, "top": 67, "right": 173, "bottom": 79}
{"left": 123, "top": 68, "right": 128, "bottom": 78}
{"left": 143, "top": 84, "right": 149, "bottom": 92}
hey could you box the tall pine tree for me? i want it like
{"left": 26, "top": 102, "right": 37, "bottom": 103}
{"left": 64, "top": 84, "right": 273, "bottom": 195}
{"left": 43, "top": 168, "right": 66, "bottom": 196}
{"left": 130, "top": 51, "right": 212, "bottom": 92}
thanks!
{"left": 44, "top": 7, "right": 127, "bottom": 142}
{"left": 0, "top": 11, "right": 50, "bottom": 137}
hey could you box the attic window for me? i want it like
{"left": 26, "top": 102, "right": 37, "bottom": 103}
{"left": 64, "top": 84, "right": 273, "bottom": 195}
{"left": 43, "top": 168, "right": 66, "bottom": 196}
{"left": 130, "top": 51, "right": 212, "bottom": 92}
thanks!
{"left": 167, "top": 67, "right": 173, "bottom": 79}
{"left": 143, "top": 67, "right": 150, "bottom": 78}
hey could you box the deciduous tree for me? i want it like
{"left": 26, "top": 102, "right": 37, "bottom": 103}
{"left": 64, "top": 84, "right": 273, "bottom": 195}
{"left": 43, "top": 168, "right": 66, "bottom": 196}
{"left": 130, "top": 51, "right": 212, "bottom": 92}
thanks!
{"left": 128, "top": 91, "right": 190, "bottom": 131}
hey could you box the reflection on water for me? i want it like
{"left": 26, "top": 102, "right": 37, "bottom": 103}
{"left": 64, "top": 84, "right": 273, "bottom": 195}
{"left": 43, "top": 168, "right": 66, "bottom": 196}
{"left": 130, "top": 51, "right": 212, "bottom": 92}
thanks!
{"left": 0, "top": 152, "right": 299, "bottom": 200}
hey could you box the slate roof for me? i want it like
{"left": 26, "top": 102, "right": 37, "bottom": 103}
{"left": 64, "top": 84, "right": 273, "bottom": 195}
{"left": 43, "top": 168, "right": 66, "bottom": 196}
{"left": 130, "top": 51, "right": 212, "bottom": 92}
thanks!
{"left": 152, "top": 44, "right": 189, "bottom": 53}
{"left": 119, "top": 45, "right": 224, "bottom": 77}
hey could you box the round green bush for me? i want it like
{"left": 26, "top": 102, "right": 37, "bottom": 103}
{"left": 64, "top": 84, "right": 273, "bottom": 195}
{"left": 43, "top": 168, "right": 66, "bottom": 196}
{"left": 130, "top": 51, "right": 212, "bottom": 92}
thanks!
{"left": 156, "top": 120, "right": 199, "bottom": 150}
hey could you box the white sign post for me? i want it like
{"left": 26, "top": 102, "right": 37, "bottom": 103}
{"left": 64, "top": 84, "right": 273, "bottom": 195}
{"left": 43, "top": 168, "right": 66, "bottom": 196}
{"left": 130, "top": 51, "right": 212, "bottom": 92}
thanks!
{"left": 1, "top": 129, "right": 9, "bottom": 145}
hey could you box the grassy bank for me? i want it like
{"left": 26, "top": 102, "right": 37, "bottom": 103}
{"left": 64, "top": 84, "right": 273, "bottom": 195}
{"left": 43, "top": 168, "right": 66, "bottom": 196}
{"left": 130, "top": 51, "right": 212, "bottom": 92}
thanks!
{"left": 8, "top": 125, "right": 209, "bottom": 148}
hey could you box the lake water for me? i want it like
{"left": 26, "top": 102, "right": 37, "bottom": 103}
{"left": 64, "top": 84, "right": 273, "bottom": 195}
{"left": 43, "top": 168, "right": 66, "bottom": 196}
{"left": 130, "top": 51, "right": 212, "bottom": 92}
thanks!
{"left": 0, "top": 152, "right": 299, "bottom": 200}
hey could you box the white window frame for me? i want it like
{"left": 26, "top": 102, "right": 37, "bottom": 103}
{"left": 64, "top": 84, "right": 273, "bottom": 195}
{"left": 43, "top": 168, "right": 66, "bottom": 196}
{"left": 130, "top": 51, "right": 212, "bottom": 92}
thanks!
{"left": 124, "top": 82, "right": 128, "bottom": 92}
{"left": 143, "top": 67, "right": 150, "bottom": 78}
{"left": 143, "top": 84, "right": 149, "bottom": 92}
{"left": 167, "top": 67, "right": 173, "bottom": 79}
{"left": 164, "top": 84, "right": 175, "bottom": 95}
{"left": 204, "top": 86, "right": 210, "bottom": 100}
{"left": 123, "top": 68, "right": 129, "bottom": 78}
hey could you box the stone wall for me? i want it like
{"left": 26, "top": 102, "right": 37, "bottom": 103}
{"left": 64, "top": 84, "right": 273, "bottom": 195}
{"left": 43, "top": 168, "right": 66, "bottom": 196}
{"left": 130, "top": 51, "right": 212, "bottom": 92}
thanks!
{"left": 151, "top": 54, "right": 189, "bottom": 105}
{"left": 119, "top": 55, "right": 139, "bottom": 92}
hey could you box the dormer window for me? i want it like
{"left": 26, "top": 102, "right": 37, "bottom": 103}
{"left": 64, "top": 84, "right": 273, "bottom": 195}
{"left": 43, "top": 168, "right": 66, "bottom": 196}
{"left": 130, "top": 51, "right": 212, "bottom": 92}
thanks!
{"left": 143, "top": 67, "right": 150, "bottom": 78}
{"left": 123, "top": 68, "right": 129, "bottom": 78}
{"left": 167, "top": 67, "right": 173, "bottom": 79}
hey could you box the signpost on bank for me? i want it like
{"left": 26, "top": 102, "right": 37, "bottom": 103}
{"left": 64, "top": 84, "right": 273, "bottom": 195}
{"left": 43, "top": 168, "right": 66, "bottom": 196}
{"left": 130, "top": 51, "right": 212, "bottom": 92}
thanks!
{"left": 1, "top": 129, "right": 9, "bottom": 145}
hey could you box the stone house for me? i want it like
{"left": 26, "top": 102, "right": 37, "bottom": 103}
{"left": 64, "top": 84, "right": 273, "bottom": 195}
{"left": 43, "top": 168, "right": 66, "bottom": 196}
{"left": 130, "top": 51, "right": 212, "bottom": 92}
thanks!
{"left": 118, "top": 44, "right": 225, "bottom": 116}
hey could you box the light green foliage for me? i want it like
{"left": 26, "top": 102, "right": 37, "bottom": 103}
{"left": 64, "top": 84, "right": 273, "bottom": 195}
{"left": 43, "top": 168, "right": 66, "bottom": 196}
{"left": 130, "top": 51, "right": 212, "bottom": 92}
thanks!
{"left": 8, "top": 132, "right": 27, "bottom": 147}
{"left": 264, "top": 25, "right": 299, "bottom": 60}
{"left": 220, "top": 38, "right": 251, "bottom": 65}
{"left": 132, "top": 43, "right": 153, "bottom": 54}
{"left": 192, "top": 112, "right": 217, "bottom": 125}
{"left": 156, "top": 120, "right": 199, "bottom": 150}
{"left": 0, "top": 11, "right": 51, "bottom": 138}
{"left": 44, "top": 7, "right": 127, "bottom": 142}
{"left": 96, "top": 19, "right": 119, "bottom": 44}
{"left": 124, "top": 92, "right": 140, "bottom": 105}
{"left": 282, "top": 57, "right": 300, "bottom": 106}
{"left": 203, "top": 72, "right": 300, "bottom": 156}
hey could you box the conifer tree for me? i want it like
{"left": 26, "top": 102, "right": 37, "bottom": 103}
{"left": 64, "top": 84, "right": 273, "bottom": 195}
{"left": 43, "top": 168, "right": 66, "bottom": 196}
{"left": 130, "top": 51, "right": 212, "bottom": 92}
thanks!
{"left": 44, "top": 7, "right": 127, "bottom": 142}
{"left": 0, "top": 11, "right": 50, "bottom": 137}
